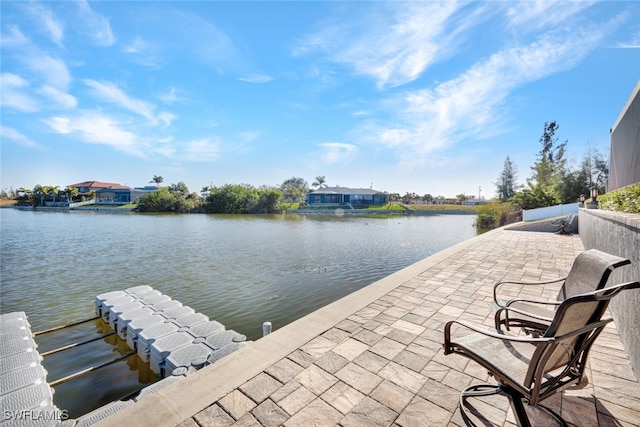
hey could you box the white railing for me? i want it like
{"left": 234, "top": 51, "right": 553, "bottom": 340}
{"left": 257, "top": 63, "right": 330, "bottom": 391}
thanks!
{"left": 523, "top": 202, "right": 579, "bottom": 221}
{"left": 69, "top": 199, "right": 97, "bottom": 209}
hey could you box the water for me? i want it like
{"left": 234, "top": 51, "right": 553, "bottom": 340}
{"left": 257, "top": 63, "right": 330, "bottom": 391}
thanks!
{"left": 0, "top": 208, "right": 477, "bottom": 416}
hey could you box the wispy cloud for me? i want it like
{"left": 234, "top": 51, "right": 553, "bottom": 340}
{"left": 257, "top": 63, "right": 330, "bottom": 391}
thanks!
{"left": 183, "top": 138, "right": 220, "bottom": 162}
{"left": 76, "top": 0, "right": 115, "bottom": 46}
{"left": 23, "top": 1, "right": 65, "bottom": 46}
{"left": 294, "top": 2, "right": 467, "bottom": 89}
{"left": 369, "top": 22, "right": 613, "bottom": 167}
{"left": 1, "top": 24, "right": 75, "bottom": 108}
{"left": 1, "top": 25, "right": 71, "bottom": 89}
{"left": 505, "top": 1, "right": 597, "bottom": 31}
{"left": 158, "top": 87, "right": 182, "bottom": 104}
{"left": 123, "top": 36, "right": 162, "bottom": 67}
{"left": 83, "top": 79, "right": 175, "bottom": 126}
{"left": 0, "top": 25, "right": 29, "bottom": 48}
{"left": 615, "top": 28, "right": 640, "bottom": 48}
{"left": 0, "top": 73, "right": 39, "bottom": 112}
{"left": 124, "top": 36, "right": 148, "bottom": 54}
{"left": 238, "top": 74, "right": 273, "bottom": 83}
{"left": 318, "top": 142, "right": 357, "bottom": 164}
{"left": 37, "top": 86, "right": 78, "bottom": 109}
{"left": 44, "top": 112, "right": 143, "bottom": 156}
{"left": 175, "top": 11, "right": 238, "bottom": 69}
{"left": 0, "top": 126, "right": 41, "bottom": 149}
{"left": 23, "top": 53, "right": 72, "bottom": 90}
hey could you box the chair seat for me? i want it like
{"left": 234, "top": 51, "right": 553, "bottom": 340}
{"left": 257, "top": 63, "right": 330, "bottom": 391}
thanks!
{"left": 453, "top": 333, "right": 534, "bottom": 394}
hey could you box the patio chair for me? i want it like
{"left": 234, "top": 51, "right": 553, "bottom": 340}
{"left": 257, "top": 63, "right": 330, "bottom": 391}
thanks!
{"left": 493, "top": 249, "right": 630, "bottom": 334}
{"left": 550, "top": 213, "right": 577, "bottom": 234}
{"left": 444, "top": 280, "right": 640, "bottom": 427}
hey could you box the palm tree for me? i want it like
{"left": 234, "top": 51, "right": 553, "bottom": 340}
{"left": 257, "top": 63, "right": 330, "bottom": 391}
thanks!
{"left": 64, "top": 186, "right": 79, "bottom": 204}
{"left": 312, "top": 176, "right": 327, "bottom": 189}
{"left": 33, "top": 184, "right": 46, "bottom": 206}
{"left": 48, "top": 186, "right": 60, "bottom": 205}
{"left": 150, "top": 175, "right": 164, "bottom": 188}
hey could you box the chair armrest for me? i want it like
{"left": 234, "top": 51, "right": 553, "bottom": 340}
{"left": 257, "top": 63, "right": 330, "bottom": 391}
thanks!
{"left": 443, "top": 319, "right": 553, "bottom": 354}
{"left": 493, "top": 277, "right": 566, "bottom": 305}
{"left": 504, "top": 298, "right": 562, "bottom": 308}
{"left": 496, "top": 305, "right": 555, "bottom": 322}
{"left": 494, "top": 305, "right": 556, "bottom": 331}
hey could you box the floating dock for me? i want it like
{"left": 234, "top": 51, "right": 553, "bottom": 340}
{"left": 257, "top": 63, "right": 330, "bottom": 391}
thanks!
{"left": 0, "top": 311, "right": 65, "bottom": 426}
{"left": 1, "top": 286, "right": 250, "bottom": 425}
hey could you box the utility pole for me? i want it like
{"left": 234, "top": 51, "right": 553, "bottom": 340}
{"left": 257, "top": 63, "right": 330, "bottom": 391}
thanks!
{"left": 478, "top": 186, "right": 481, "bottom": 200}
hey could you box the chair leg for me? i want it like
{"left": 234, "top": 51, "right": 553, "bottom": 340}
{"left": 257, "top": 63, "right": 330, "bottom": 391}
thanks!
{"left": 501, "top": 385, "right": 568, "bottom": 427}
{"left": 501, "top": 386, "right": 532, "bottom": 427}
{"left": 459, "top": 384, "right": 504, "bottom": 427}
{"left": 460, "top": 384, "right": 568, "bottom": 427}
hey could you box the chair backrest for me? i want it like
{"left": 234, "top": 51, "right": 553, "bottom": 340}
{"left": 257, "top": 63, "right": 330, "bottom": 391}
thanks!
{"left": 557, "top": 249, "right": 630, "bottom": 300}
{"left": 527, "top": 281, "right": 640, "bottom": 404}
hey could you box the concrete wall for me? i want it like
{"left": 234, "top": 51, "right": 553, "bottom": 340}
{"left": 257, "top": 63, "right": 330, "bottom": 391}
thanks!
{"left": 579, "top": 208, "right": 640, "bottom": 378}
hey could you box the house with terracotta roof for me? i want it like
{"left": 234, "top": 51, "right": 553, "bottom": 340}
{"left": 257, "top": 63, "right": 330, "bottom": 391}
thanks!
{"left": 69, "top": 181, "right": 153, "bottom": 204}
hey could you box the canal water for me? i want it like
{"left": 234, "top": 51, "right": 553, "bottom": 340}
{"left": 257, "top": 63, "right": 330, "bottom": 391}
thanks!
{"left": 0, "top": 208, "right": 477, "bottom": 416}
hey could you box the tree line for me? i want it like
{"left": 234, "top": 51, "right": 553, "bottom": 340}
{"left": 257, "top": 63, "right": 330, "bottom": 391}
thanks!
{"left": 136, "top": 175, "right": 332, "bottom": 213}
{"left": 12, "top": 185, "right": 79, "bottom": 207}
{"left": 495, "top": 120, "right": 608, "bottom": 210}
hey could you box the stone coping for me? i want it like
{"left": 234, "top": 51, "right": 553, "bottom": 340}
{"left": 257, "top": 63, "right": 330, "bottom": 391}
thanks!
{"left": 580, "top": 208, "right": 640, "bottom": 230}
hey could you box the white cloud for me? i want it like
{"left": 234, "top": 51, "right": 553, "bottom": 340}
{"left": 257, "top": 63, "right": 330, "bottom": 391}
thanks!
{"left": 294, "top": 2, "right": 466, "bottom": 89}
{"left": 238, "top": 74, "right": 273, "bottom": 83}
{"left": 76, "top": 0, "right": 115, "bottom": 46}
{"left": 369, "top": 23, "right": 611, "bottom": 167}
{"left": 44, "top": 112, "right": 143, "bottom": 156}
{"left": 1, "top": 25, "right": 75, "bottom": 108}
{"left": 24, "top": 2, "right": 65, "bottom": 46}
{"left": 123, "top": 36, "right": 162, "bottom": 67}
{"left": 0, "top": 25, "right": 29, "bottom": 48}
{"left": 124, "top": 36, "right": 148, "bottom": 54}
{"left": 158, "top": 112, "right": 177, "bottom": 128}
{"left": 23, "top": 53, "right": 72, "bottom": 90}
{"left": 38, "top": 86, "right": 78, "bottom": 109}
{"left": 0, "top": 73, "right": 39, "bottom": 112}
{"left": 505, "top": 1, "right": 597, "bottom": 31}
{"left": 183, "top": 139, "right": 220, "bottom": 162}
{"left": 83, "top": 79, "right": 162, "bottom": 124}
{"left": 158, "top": 87, "right": 183, "bottom": 104}
{"left": 0, "top": 126, "right": 41, "bottom": 149}
{"left": 318, "top": 142, "right": 357, "bottom": 164}
{"left": 616, "top": 28, "right": 640, "bottom": 48}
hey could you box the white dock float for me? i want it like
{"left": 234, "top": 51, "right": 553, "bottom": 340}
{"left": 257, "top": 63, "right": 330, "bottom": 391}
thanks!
{"left": 2, "top": 287, "right": 251, "bottom": 424}
{"left": 94, "top": 287, "right": 252, "bottom": 379}
{"left": 0, "top": 312, "right": 64, "bottom": 426}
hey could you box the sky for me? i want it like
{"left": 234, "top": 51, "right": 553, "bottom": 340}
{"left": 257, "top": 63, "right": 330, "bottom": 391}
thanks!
{"left": 1, "top": 1, "right": 639, "bottom": 199}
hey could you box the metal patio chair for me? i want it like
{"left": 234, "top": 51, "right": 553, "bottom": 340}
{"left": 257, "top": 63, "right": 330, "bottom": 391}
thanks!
{"left": 550, "top": 214, "right": 577, "bottom": 234}
{"left": 444, "top": 280, "right": 640, "bottom": 427}
{"left": 492, "top": 249, "right": 630, "bottom": 334}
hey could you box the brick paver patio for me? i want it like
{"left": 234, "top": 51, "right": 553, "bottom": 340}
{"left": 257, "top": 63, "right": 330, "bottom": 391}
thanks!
{"left": 101, "top": 227, "right": 640, "bottom": 427}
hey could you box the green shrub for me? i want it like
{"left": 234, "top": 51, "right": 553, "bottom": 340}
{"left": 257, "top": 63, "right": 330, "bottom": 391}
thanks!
{"left": 476, "top": 201, "right": 515, "bottom": 229}
{"left": 598, "top": 184, "right": 640, "bottom": 213}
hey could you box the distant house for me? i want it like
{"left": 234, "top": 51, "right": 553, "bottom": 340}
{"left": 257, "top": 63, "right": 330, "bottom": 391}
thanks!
{"left": 69, "top": 181, "right": 153, "bottom": 204}
{"left": 462, "top": 198, "right": 487, "bottom": 206}
{"left": 307, "top": 187, "right": 389, "bottom": 206}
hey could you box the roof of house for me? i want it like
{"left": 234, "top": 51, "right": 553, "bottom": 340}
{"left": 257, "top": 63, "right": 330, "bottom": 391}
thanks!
{"left": 309, "top": 186, "right": 387, "bottom": 195}
{"left": 69, "top": 181, "right": 131, "bottom": 190}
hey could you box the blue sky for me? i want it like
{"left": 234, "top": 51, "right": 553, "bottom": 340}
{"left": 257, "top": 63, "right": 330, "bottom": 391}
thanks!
{"left": 1, "top": 1, "right": 639, "bottom": 198}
